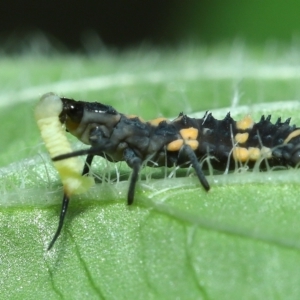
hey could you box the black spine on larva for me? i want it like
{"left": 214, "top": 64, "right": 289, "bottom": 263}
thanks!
{"left": 245, "top": 115, "right": 300, "bottom": 165}
{"left": 245, "top": 116, "right": 295, "bottom": 147}
{"left": 196, "top": 112, "right": 236, "bottom": 161}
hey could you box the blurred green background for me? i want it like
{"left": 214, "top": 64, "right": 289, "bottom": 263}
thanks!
{"left": 177, "top": 0, "right": 300, "bottom": 44}
{"left": 1, "top": 0, "right": 300, "bottom": 51}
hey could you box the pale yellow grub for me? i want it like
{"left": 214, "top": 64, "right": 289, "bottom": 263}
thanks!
{"left": 149, "top": 117, "right": 169, "bottom": 126}
{"left": 180, "top": 127, "right": 198, "bottom": 140}
{"left": 236, "top": 115, "right": 254, "bottom": 130}
{"left": 234, "top": 132, "right": 249, "bottom": 144}
{"left": 232, "top": 147, "right": 249, "bottom": 162}
{"left": 261, "top": 146, "right": 272, "bottom": 159}
{"left": 167, "top": 139, "right": 184, "bottom": 151}
{"left": 283, "top": 129, "right": 300, "bottom": 144}
{"left": 185, "top": 140, "right": 199, "bottom": 150}
{"left": 35, "top": 93, "right": 94, "bottom": 196}
{"left": 248, "top": 147, "right": 261, "bottom": 161}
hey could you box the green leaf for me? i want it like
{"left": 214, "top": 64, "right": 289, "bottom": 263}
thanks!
{"left": 1, "top": 45, "right": 300, "bottom": 299}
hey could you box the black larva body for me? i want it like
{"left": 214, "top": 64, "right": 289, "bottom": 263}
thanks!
{"left": 48, "top": 96, "right": 300, "bottom": 249}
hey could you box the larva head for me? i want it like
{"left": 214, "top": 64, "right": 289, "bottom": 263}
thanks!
{"left": 60, "top": 96, "right": 121, "bottom": 145}
{"left": 59, "top": 97, "right": 85, "bottom": 132}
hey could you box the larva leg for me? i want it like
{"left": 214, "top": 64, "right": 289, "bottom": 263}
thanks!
{"left": 82, "top": 154, "right": 95, "bottom": 176}
{"left": 47, "top": 194, "right": 70, "bottom": 250}
{"left": 47, "top": 154, "right": 95, "bottom": 250}
{"left": 181, "top": 144, "right": 210, "bottom": 191}
{"left": 52, "top": 148, "right": 97, "bottom": 162}
{"left": 123, "top": 148, "right": 142, "bottom": 205}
